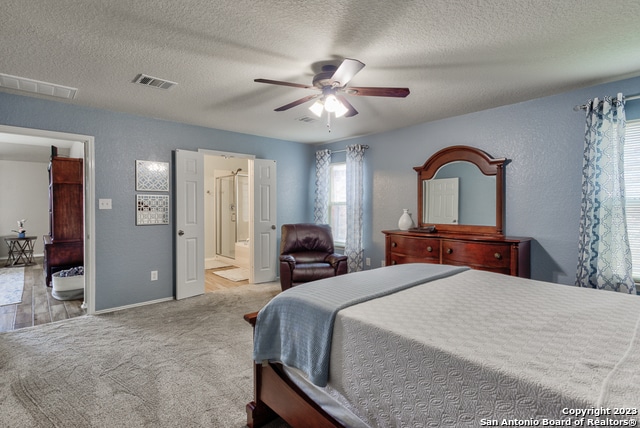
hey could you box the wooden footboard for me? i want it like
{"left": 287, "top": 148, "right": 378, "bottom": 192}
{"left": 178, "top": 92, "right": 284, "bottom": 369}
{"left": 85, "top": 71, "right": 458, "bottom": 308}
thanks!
{"left": 244, "top": 311, "right": 344, "bottom": 428}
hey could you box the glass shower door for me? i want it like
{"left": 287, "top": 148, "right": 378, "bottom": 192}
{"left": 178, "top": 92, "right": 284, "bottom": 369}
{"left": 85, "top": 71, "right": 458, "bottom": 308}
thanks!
{"left": 216, "top": 175, "right": 235, "bottom": 258}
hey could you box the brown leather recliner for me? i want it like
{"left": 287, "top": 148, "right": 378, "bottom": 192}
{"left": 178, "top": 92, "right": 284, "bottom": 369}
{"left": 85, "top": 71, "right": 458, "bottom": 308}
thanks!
{"left": 279, "top": 223, "right": 348, "bottom": 291}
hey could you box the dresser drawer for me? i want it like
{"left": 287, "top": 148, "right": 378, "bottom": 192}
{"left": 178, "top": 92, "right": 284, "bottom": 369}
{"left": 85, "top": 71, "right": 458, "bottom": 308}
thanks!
{"left": 389, "top": 253, "right": 439, "bottom": 266}
{"left": 388, "top": 235, "right": 440, "bottom": 260}
{"left": 382, "top": 230, "right": 530, "bottom": 278}
{"left": 441, "top": 240, "right": 511, "bottom": 270}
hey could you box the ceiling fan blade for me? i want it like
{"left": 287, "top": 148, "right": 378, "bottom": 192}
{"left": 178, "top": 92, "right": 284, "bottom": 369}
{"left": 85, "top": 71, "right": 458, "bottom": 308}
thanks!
{"left": 344, "top": 86, "right": 410, "bottom": 98}
{"left": 254, "top": 78, "right": 315, "bottom": 90}
{"left": 330, "top": 58, "right": 365, "bottom": 87}
{"left": 337, "top": 95, "right": 358, "bottom": 117}
{"left": 274, "top": 94, "right": 321, "bottom": 111}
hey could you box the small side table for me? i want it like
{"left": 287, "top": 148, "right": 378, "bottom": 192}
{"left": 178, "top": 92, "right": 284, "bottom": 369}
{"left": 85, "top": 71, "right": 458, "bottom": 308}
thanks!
{"left": 4, "top": 236, "right": 36, "bottom": 267}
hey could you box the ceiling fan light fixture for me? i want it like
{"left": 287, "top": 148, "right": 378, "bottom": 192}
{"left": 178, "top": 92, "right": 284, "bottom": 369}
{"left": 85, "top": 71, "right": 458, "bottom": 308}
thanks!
{"left": 309, "top": 100, "right": 324, "bottom": 117}
{"left": 255, "top": 58, "right": 409, "bottom": 120}
{"left": 333, "top": 101, "right": 349, "bottom": 118}
{"left": 323, "top": 94, "right": 340, "bottom": 112}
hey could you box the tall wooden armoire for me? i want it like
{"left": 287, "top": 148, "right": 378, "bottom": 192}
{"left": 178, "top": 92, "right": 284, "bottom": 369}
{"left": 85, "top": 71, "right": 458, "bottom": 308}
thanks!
{"left": 43, "top": 156, "right": 84, "bottom": 286}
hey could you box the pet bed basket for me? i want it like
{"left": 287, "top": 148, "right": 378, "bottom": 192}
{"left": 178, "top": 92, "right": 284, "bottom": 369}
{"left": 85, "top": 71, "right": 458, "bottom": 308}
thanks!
{"left": 52, "top": 267, "right": 84, "bottom": 301}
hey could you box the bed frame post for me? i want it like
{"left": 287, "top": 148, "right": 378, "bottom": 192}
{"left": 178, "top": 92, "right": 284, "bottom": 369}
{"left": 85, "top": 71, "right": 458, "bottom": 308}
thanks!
{"left": 246, "top": 364, "right": 278, "bottom": 427}
{"left": 244, "top": 312, "right": 278, "bottom": 427}
{"left": 244, "top": 312, "right": 278, "bottom": 428}
{"left": 244, "top": 311, "right": 343, "bottom": 428}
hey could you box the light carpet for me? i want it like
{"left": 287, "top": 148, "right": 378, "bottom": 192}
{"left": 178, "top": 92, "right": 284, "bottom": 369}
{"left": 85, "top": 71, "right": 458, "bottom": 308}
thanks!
{"left": 0, "top": 282, "right": 290, "bottom": 428}
{"left": 213, "top": 268, "right": 249, "bottom": 282}
{"left": 0, "top": 266, "right": 24, "bottom": 306}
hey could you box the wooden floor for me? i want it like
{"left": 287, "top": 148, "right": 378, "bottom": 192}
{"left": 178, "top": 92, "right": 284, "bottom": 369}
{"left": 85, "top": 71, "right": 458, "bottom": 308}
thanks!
{"left": 0, "top": 257, "right": 85, "bottom": 333}
{"left": 0, "top": 260, "right": 248, "bottom": 332}
{"left": 205, "top": 266, "right": 249, "bottom": 292}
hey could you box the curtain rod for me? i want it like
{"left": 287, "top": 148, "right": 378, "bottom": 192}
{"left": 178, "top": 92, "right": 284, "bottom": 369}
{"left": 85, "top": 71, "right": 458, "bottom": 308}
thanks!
{"left": 573, "top": 94, "right": 640, "bottom": 111}
{"left": 329, "top": 145, "right": 370, "bottom": 154}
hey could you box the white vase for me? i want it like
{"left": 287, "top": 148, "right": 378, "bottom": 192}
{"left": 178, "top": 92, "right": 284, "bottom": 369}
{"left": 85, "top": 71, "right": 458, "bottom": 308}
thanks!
{"left": 398, "top": 209, "right": 412, "bottom": 230}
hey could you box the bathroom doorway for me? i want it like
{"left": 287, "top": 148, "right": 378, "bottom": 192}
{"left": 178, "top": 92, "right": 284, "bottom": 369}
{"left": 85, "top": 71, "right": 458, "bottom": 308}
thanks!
{"left": 177, "top": 149, "right": 276, "bottom": 296}
{"left": 203, "top": 152, "right": 251, "bottom": 286}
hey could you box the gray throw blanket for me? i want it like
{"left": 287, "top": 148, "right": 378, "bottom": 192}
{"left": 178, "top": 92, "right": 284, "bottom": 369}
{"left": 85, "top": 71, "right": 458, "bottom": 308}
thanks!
{"left": 253, "top": 263, "right": 468, "bottom": 386}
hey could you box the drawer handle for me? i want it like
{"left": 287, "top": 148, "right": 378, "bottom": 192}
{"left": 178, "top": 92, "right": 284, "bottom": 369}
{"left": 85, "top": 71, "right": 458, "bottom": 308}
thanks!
{"left": 391, "top": 242, "right": 397, "bottom": 248}
{"left": 427, "top": 246, "right": 432, "bottom": 252}
{"left": 494, "top": 252, "right": 502, "bottom": 260}
{"left": 446, "top": 248, "right": 453, "bottom": 254}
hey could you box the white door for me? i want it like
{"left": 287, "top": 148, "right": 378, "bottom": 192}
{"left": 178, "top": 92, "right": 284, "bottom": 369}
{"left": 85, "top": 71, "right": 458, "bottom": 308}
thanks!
{"left": 249, "top": 159, "right": 277, "bottom": 283}
{"left": 175, "top": 149, "right": 205, "bottom": 299}
{"left": 428, "top": 177, "right": 459, "bottom": 224}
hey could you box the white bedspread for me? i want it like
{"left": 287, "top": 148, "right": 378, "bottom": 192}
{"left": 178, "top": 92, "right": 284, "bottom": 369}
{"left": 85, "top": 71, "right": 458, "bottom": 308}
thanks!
{"left": 254, "top": 264, "right": 467, "bottom": 386}
{"left": 322, "top": 269, "right": 640, "bottom": 427}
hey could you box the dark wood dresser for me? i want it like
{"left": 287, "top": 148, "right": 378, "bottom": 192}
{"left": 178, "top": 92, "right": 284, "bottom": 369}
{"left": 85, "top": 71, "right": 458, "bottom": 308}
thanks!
{"left": 385, "top": 145, "right": 533, "bottom": 278}
{"left": 43, "top": 156, "right": 84, "bottom": 286}
{"left": 383, "top": 230, "right": 531, "bottom": 277}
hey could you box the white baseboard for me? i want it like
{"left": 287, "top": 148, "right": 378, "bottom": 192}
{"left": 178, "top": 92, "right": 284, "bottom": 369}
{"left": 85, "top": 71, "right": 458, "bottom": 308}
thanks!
{"left": 92, "top": 296, "right": 174, "bottom": 315}
{"left": 0, "top": 252, "right": 44, "bottom": 263}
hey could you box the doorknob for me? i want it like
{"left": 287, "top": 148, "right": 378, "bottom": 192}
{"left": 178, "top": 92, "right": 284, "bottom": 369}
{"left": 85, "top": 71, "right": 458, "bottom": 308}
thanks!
{"left": 178, "top": 230, "right": 184, "bottom": 236}
{"left": 271, "top": 225, "right": 276, "bottom": 230}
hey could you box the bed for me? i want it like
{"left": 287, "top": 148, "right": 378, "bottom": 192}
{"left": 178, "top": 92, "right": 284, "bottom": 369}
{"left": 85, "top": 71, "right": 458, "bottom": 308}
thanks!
{"left": 244, "top": 263, "right": 640, "bottom": 428}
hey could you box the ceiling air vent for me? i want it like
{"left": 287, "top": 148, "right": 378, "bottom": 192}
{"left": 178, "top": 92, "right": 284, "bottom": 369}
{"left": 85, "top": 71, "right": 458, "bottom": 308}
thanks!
{"left": 0, "top": 73, "right": 77, "bottom": 99}
{"left": 296, "top": 116, "right": 318, "bottom": 123}
{"left": 133, "top": 74, "right": 177, "bottom": 90}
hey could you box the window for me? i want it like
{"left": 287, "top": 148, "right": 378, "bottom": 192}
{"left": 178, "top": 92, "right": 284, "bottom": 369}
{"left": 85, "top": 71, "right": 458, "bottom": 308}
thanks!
{"left": 624, "top": 119, "right": 640, "bottom": 281}
{"left": 329, "top": 163, "right": 346, "bottom": 245}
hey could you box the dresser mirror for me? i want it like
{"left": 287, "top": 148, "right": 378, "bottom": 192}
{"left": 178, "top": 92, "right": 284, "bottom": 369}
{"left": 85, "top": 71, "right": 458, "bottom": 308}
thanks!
{"left": 414, "top": 145, "right": 506, "bottom": 236}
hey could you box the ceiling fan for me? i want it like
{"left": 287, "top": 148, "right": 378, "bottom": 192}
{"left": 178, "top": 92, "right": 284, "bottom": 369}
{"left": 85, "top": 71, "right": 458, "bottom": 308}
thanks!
{"left": 254, "top": 58, "right": 410, "bottom": 119}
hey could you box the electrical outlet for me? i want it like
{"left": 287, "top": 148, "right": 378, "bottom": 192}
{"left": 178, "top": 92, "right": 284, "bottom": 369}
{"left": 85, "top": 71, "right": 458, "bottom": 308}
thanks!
{"left": 151, "top": 270, "right": 158, "bottom": 281}
{"left": 366, "top": 257, "right": 371, "bottom": 266}
{"left": 98, "top": 198, "right": 112, "bottom": 210}
{"left": 381, "top": 260, "right": 386, "bottom": 267}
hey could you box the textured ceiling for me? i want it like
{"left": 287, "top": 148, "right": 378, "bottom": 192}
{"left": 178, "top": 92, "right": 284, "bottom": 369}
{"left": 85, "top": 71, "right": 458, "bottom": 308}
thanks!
{"left": 1, "top": 0, "right": 640, "bottom": 145}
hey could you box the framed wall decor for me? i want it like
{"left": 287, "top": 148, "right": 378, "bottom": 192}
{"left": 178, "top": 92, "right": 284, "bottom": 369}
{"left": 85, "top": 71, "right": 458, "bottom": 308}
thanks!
{"left": 136, "top": 160, "right": 169, "bottom": 192}
{"left": 136, "top": 194, "right": 170, "bottom": 225}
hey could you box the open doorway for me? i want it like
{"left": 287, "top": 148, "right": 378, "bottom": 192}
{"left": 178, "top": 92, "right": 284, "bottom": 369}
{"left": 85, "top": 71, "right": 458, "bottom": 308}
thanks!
{"left": 0, "top": 125, "right": 95, "bottom": 327}
{"left": 175, "top": 150, "right": 276, "bottom": 299}
{"left": 203, "top": 152, "right": 251, "bottom": 291}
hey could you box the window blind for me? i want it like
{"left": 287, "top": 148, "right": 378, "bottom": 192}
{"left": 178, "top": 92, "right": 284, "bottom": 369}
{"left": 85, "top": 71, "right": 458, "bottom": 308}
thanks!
{"left": 624, "top": 119, "right": 640, "bottom": 280}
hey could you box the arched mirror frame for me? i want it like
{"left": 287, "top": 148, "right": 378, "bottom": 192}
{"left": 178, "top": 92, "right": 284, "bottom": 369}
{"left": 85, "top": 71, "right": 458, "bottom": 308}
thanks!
{"left": 414, "top": 145, "right": 506, "bottom": 236}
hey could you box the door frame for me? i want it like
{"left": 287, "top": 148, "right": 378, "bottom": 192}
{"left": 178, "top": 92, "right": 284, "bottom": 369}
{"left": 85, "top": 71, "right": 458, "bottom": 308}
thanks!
{"left": 0, "top": 124, "right": 96, "bottom": 314}
{"left": 200, "top": 148, "right": 255, "bottom": 271}
{"left": 198, "top": 149, "right": 277, "bottom": 284}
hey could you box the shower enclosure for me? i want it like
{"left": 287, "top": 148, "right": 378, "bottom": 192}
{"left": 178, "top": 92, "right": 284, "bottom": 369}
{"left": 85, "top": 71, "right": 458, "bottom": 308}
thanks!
{"left": 216, "top": 170, "right": 249, "bottom": 259}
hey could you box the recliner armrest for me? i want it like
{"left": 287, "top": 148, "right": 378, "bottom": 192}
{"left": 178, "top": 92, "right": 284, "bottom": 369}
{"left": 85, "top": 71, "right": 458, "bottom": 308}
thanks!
{"left": 279, "top": 254, "right": 296, "bottom": 266}
{"left": 325, "top": 253, "right": 347, "bottom": 268}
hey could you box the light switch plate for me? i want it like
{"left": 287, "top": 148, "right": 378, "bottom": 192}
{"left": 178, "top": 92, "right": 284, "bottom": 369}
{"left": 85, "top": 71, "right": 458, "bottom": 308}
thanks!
{"left": 99, "top": 199, "right": 112, "bottom": 209}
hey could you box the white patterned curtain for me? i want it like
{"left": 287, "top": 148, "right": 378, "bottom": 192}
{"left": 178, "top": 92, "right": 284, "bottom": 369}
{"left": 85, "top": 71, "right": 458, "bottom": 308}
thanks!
{"left": 314, "top": 149, "right": 331, "bottom": 224}
{"left": 345, "top": 144, "right": 366, "bottom": 272}
{"left": 576, "top": 93, "right": 636, "bottom": 294}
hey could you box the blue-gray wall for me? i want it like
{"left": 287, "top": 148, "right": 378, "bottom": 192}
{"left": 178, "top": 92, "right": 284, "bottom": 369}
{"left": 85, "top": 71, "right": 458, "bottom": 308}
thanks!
{"left": 3, "top": 74, "right": 640, "bottom": 309}
{"left": 318, "top": 75, "right": 640, "bottom": 285}
{"left": 0, "top": 92, "right": 314, "bottom": 310}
